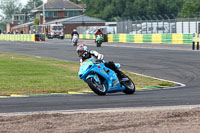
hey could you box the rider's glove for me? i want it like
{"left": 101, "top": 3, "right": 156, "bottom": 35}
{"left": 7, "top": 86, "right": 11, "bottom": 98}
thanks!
{"left": 97, "top": 54, "right": 104, "bottom": 61}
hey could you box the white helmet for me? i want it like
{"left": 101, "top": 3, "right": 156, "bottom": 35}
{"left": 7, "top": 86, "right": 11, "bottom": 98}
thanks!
{"left": 76, "top": 44, "right": 88, "bottom": 57}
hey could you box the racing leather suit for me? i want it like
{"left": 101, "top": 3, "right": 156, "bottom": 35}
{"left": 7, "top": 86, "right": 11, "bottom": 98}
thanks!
{"left": 80, "top": 50, "right": 104, "bottom": 65}
{"left": 95, "top": 30, "right": 103, "bottom": 36}
{"left": 80, "top": 50, "right": 125, "bottom": 80}
{"left": 71, "top": 31, "right": 79, "bottom": 40}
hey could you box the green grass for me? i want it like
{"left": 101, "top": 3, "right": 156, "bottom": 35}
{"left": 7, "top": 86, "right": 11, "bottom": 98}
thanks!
{"left": 123, "top": 71, "right": 175, "bottom": 89}
{"left": 0, "top": 52, "right": 175, "bottom": 95}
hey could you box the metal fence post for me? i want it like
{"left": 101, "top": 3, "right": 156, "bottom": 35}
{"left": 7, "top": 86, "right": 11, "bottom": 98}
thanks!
{"left": 181, "top": 17, "right": 183, "bottom": 33}
{"left": 137, "top": 16, "right": 142, "bottom": 34}
{"left": 147, "top": 15, "right": 153, "bottom": 34}
{"left": 165, "top": 14, "right": 170, "bottom": 33}
{"left": 195, "top": 16, "right": 197, "bottom": 33}
{"left": 154, "top": 15, "right": 158, "bottom": 34}
{"left": 197, "top": 33, "right": 199, "bottom": 50}
{"left": 143, "top": 16, "right": 148, "bottom": 34}
{"left": 188, "top": 17, "right": 190, "bottom": 33}
{"left": 159, "top": 15, "right": 164, "bottom": 34}
{"left": 193, "top": 33, "right": 196, "bottom": 50}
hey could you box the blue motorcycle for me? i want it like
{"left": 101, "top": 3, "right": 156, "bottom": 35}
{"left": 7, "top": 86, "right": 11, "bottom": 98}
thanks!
{"left": 78, "top": 58, "right": 135, "bottom": 95}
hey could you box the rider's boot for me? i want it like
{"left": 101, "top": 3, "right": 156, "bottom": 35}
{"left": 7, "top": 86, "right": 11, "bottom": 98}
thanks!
{"left": 116, "top": 70, "right": 129, "bottom": 82}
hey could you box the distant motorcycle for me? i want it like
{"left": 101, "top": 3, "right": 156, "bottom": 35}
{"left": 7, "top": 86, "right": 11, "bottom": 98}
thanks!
{"left": 78, "top": 58, "right": 135, "bottom": 96}
{"left": 96, "top": 34, "right": 103, "bottom": 47}
{"left": 72, "top": 34, "right": 79, "bottom": 46}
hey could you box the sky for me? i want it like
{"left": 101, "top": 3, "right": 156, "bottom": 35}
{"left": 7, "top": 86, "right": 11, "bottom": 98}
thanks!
{"left": 20, "top": 0, "right": 47, "bottom": 6}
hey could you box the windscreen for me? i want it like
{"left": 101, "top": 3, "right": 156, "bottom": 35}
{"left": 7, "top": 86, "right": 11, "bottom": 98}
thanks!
{"left": 51, "top": 26, "right": 63, "bottom": 31}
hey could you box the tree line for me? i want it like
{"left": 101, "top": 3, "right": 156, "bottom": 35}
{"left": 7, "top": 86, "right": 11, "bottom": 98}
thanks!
{"left": 0, "top": 0, "right": 42, "bottom": 31}
{"left": 71, "top": 0, "right": 200, "bottom": 21}
{"left": 1, "top": 0, "right": 200, "bottom": 32}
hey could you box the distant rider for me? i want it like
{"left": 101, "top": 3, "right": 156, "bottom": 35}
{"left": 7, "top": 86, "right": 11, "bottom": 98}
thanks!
{"left": 95, "top": 28, "right": 103, "bottom": 42}
{"left": 76, "top": 44, "right": 126, "bottom": 81}
{"left": 71, "top": 29, "right": 79, "bottom": 40}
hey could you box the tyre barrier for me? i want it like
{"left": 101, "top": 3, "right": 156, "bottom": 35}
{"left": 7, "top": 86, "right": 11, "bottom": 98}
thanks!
{"left": 0, "top": 34, "right": 36, "bottom": 42}
{"left": 65, "top": 33, "right": 196, "bottom": 45}
{"left": 107, "top": 34, "right": 194, "bottom": 45}
{"left": 65, "top": 34, "right": 107, "bottom": 42}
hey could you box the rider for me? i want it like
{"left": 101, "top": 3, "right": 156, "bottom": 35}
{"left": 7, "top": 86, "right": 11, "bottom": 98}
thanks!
{"left": 71, "top": 29, "right": 79, "bottom": 40}
{"left": 95, "top": 28, "right": 103, "bottom": 42}
{"left": 76, "top": 44, "right": 126, "bottom": 81}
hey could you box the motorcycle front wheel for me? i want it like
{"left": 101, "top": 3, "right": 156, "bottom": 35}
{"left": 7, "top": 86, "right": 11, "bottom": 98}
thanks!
{"left": 87, "top": 77, "right": 106, "bottom": 96}
{"left": 73, "top": 42, "right": 77, "bottom": 46}
{"left": 121, "top": 76, "right": 135, "bottom": 94}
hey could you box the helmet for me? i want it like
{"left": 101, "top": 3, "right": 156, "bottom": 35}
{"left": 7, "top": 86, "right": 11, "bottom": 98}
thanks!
{"left": 76, "top": 44, "right": 88, "bottom": 57}
{"left": 73, "top": 29, "right": 77, "bottom": 32}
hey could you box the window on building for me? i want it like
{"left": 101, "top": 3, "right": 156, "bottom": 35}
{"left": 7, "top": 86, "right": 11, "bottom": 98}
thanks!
{"left": 20, "top": 16, "right": 24, "bottom": 21}
{"left": 14, "top": 16, "right": 19, "bottom": 21}
{"left": 64, "top": 11, "right": 68, "bottom": 17}
{"left": 75, "top": 11, "right": 79, "bottom": 16}
{"left": 53, "top": 11, "right": 58, "bottom": 17}
{"left": 46, "top": 11, "right": 53, "bottom": 18}
{"left": 64, "top": 11, "right": 80, "bottom": 17}
{"left": 45, "top": 11, "right": 58, "bottom": 18}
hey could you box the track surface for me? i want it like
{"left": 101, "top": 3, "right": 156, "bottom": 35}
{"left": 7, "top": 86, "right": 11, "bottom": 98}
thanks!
{"left": 0, "top": 40, "right": 200, "bottom": 113}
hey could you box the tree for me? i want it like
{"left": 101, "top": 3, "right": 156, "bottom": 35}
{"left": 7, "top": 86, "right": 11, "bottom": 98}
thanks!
{"left": 0, "top": 0, "right": 22, "bottom": 32}
{"left": 0, "top": 18, "right": 7, "bottom": 32}
{"left": 21, "top": 0, "right": 43, "bottom": 15}
{"left": 178, "top": 0, "right": 200, "bottom": 18}
{"left": 34, "top": 18, "right": 39, "bottom": 25}
{"left": 0, "top": 0, "right": 22, "bottom": 20}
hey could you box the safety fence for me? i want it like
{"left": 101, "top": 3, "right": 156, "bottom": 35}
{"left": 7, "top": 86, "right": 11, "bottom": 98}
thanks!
{"left": 65, "top": 33, "right": 194, "bottom": 44}
{"left": 0, "top": 34, "right": 35, "bottom": 42}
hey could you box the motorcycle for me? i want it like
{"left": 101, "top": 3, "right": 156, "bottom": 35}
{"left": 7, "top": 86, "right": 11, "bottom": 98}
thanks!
{"left": 96, "top": 34, "right": 103, "bottom": 47}
{"left": 72, "top": 34, "right": 79, "bottom": 46}
{"left": 78, "top": 58, "right": 135, "bottom": 96}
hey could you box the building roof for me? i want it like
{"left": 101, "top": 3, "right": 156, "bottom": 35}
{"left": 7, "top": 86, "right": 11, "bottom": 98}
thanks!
{"left": 43, "top": 15, "right": 105, "bottom": 25}
{"left": 12, "top": 21, "right": 33, "bottom": 29}
{"left": 32, "top": 0, "right": 83, "bottom": 12}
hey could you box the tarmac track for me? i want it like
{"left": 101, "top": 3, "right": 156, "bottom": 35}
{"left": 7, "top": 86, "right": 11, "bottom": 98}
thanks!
{"left": 0, "top": 39, "right": 200, "bottom": 113}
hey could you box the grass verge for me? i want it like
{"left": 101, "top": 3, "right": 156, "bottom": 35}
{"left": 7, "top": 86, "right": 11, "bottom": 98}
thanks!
{"left": 0, "top": 52, "right": 175, "bottom": 95}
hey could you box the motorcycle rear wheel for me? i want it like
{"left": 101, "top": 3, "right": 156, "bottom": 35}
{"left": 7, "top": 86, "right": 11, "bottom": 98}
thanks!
{"left": 87, "top": 77, "right": 106, "bottom": 96}
{"left": 96, "top": 41, "right": 102, "bottom": 47}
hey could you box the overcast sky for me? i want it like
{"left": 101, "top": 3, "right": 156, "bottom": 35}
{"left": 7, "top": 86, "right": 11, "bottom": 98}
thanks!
{"left": 20, "top": 0, "right": 47, "bottom": 6}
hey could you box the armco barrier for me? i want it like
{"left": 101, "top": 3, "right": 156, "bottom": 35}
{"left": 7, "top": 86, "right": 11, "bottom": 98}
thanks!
{"left": 0, "top": 34, "right": 35, "bottom": 42}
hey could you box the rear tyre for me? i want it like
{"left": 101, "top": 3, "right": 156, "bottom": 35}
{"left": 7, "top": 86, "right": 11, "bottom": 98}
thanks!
{"left": 96, "top": 41, "right": 101, "bottom": 47}
{"left": 122, "top": 76, "right": 135, "bottom": 94}
{"left": 87, "top": 77, "right": 106, "bottom": 96}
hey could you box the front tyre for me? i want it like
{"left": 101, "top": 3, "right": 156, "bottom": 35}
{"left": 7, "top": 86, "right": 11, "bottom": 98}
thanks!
{"left": 87, "top": 78, "right": 106, "bottom": 96}
{"left": 122, "top": 76, "right": 135, "bottom": 94}
{"left": 73, "top": 42, "right": 77, "bottom": 46}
